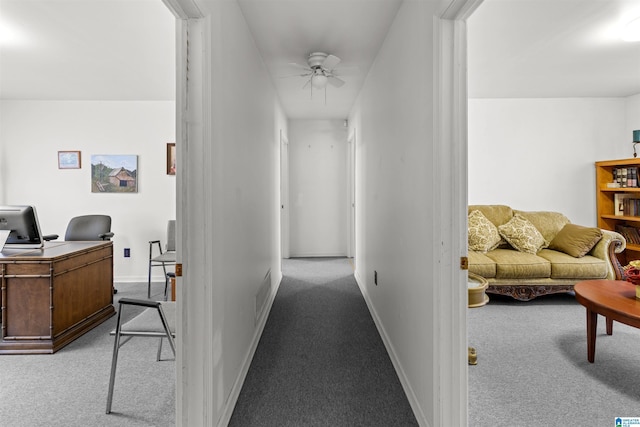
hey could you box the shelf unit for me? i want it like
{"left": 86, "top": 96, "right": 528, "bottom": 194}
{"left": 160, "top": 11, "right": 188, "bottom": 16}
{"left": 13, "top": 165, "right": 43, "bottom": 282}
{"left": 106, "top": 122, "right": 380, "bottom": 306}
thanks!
{"left": 595, "top": 158, "right": 640, "bottom": 263}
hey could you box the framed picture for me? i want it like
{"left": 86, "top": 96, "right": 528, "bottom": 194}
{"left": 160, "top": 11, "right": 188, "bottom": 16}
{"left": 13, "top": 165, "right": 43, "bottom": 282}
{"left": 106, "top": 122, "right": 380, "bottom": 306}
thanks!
{"left": 58, "top": 151, "right": 81, "bottom": 169}
{"left": 91, "top": 154, "right": 138, "bottom": 193}
{"left": 167, "top": 143, "right": 176, "bottom": 175}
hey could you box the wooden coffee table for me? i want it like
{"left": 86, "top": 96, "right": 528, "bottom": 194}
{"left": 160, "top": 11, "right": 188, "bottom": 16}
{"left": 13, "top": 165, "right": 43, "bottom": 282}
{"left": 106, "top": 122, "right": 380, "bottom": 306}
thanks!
{"left": 574, "top": 280, "right": 640, "bottom": 363}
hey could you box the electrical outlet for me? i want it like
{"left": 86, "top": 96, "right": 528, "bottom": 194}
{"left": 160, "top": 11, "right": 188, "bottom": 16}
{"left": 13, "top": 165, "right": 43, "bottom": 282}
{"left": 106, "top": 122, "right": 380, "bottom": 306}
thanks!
{"left": 374, "top": 270, "right": 378, "bottom": 285}
{"left": 124, "top": 248, "right": 130, "bottom": 258}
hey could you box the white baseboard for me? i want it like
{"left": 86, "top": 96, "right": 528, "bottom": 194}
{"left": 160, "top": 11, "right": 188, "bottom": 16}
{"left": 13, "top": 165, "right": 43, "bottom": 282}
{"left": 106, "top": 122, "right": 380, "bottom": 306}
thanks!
{"left": 114, "top": 275, "right": 169, "bottom": 284}
{"left": 353, "top": 271, "right": 428, "bottom": 426}
{"left": 288, "top": 251, "right": 347, "bottom": 258}
{"left": 216, "top": 272, "right": 282, "bottom": 427}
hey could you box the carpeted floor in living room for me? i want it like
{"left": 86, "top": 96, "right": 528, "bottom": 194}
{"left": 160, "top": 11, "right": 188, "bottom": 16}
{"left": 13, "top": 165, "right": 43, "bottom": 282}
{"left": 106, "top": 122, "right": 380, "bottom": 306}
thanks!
{"left": 468, "top": 292, "right": 640, "bottom": 427}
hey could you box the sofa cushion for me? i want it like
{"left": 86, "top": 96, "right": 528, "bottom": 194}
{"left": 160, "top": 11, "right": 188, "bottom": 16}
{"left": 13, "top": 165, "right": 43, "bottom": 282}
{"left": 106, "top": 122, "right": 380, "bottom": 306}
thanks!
{"left": 498, "top": 214, "right": 548, "bottom": 254}
{"left": 468, "top": 210, "right": 502, "bottom": 253}
{"left": 513, "top": 210, "right": 570, "bottom": 243}
{"left": 468, "top": 250, "right": 496, "bottom": 278}
{"left": 468, "top": 205, "right": 513, "bottom": 227}
{"left": 485, "top": 249, "right": 551, "bottom": 279}
{"left": 537, "top": 249, "right": 608, "bottom": 279}
{"left": 547, "top": 223, "right": 603, "bottom": 258}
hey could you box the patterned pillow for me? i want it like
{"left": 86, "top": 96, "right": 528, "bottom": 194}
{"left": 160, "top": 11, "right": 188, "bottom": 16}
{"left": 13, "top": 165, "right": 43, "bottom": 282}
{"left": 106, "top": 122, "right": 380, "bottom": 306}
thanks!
{"left": 468, "top": 210, "right": 502, "bottom": 253}
{"left": 498, "top": 214, "right": 548, "bottom": 254}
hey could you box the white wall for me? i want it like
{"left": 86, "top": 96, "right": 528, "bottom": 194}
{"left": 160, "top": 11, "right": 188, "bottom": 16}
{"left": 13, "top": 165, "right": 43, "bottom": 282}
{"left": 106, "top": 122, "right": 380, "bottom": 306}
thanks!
{"left": 0, "top": 100, "right": 176, "bottom": 283}
{"left": 348, "top": 1, "right": 444, "bottom": 424}
{"left": 627, "top": 93, "right": 640, "bottom": 141}
{"left": 288, "top": 119, "right": 348, "bottom": 257}
{"left": 174, "top": 4, "right": 287, "bottom": 426}
{"left": 468, "top": 98, "right": 628, "bottom": 226}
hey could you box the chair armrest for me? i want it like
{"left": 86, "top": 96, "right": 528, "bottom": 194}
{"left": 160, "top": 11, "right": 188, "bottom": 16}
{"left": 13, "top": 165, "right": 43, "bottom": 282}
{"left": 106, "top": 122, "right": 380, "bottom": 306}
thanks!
{"left": 590, "top": 229, "right": 626, "bottom": 280}
{"left": 42, "top": 234, "right": 59, "bottom": 241}
{"left": 118, "top": 298, "right": 161, "bottom": 309}
{"left": 99, "top": 232, "right": 114, "bottom": 240}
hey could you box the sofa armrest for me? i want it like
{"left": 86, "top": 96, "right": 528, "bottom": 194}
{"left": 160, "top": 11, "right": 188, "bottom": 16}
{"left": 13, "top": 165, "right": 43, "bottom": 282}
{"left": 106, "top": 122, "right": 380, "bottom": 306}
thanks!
{"left": 589, "top": 229, "right": 626, "bottom": 280}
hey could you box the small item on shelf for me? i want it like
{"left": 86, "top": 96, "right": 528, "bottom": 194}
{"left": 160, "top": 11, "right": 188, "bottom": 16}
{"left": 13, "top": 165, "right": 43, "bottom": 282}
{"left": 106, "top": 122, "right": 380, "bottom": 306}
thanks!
{"left": 606, "top": 182, "right": 620, "bottom": 188}
{"left": 623, "top": 260, "right": 640, "bottom": 299}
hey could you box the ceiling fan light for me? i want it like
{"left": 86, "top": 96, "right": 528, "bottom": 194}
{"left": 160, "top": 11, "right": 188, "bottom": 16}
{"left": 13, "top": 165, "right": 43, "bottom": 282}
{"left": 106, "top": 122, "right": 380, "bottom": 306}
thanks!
{"left": 311, "top": 74, "right": 328, "bottom": 89}
{"left": 622, "top": 17, "right": 640, "bottom": 42}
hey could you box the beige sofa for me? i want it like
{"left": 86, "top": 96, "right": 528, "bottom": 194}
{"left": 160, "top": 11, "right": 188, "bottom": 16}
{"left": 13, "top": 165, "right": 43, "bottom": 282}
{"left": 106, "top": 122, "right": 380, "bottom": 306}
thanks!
{"left": 468, "top": 205, "right": 626, "bottom": 301}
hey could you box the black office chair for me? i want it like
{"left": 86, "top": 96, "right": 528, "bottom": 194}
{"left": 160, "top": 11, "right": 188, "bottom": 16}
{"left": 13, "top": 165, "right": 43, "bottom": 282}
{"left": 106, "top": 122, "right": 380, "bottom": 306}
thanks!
{"left": 43, "top": 215, "right": 114, "bottom": 241}
{"left": 43, "top": 215, "right": 116, "bottom": 292}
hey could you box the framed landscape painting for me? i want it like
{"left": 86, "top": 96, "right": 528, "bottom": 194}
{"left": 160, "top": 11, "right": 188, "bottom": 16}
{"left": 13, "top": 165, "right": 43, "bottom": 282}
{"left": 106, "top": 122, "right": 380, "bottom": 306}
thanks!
{"left": 91, "top": 154, "right": 138, "bottom": 193}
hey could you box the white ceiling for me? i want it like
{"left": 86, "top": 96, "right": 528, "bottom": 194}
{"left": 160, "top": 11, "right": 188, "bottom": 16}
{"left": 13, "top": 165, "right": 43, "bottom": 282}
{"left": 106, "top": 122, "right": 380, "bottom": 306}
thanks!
{"left": 468, "top": 0, "right": 640, "bottom": 98}
{"left": 0, "top": 0, "right": 176, "bottom": 101}
{"left": 1, "top": 0, "right": 639, "bottom": 119}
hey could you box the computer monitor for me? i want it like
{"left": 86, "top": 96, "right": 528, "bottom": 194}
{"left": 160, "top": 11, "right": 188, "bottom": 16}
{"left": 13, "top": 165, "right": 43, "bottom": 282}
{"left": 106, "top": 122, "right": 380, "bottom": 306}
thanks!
{"left": 0, "top": 205, "right": 44, "bottom": 250}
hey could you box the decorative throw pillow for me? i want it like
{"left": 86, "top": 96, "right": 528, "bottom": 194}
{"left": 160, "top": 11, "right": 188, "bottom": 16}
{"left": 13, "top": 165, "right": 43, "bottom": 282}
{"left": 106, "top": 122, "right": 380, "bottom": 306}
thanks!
{"left": 498, "top": 214, "right": 547, "bottom": 254}
{"left": 548, "top": 223, "right": 603, "bottom": 258}
{"left": 468, "top": 210, "right": 502, "bottom": 253}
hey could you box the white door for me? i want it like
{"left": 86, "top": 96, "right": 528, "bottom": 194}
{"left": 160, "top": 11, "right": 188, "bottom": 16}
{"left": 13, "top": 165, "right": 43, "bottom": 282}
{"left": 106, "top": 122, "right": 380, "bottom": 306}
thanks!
{"left": 347, "top": 129, "right": 356, "bottom": 260}
{"left": 280, "top": 131, "right": 290, "bottom": 259}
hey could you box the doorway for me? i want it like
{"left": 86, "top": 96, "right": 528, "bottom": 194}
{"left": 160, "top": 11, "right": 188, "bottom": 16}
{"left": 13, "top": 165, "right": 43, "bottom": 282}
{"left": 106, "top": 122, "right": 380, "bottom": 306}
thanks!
{"left": 280, "top": 130, "right": 290, "bottom": 259}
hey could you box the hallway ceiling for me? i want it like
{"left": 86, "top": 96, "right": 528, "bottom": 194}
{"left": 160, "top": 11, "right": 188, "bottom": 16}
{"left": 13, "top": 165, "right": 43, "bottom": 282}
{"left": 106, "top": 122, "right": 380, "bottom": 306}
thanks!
{"left": 237, "top": 0, "right": 402, "bottom": 119}
{"left": 0, "top": 0, "right": 639, "bottom": 117}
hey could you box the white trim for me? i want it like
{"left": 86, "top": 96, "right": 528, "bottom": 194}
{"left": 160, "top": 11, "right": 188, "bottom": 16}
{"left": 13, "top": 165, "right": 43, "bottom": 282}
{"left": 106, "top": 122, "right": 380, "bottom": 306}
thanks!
{"left": 280, "top": 131, "right": 290, "bottom": 259}
{"left": 289, "top": 251, "right": 348, "bottom": 258}
{"left": 432, "top": 0, "right": 477, "bottom": 423}
{"left": 346, "top": 130, "right": 356, "bottom": 260}
{"left": 216, "top": 278, "right": 282, "bottom": 426}
{"left": 441, "top": 0, "right": 484, "bottom": 20}
{"left": 353, "top": 271, "right": 428, "bottom": 425}
{"left": 174, "top": 14, "right": 213, "bottom": 427}
{"left": 161, "top": 0, "right": 204, "bottom": 19}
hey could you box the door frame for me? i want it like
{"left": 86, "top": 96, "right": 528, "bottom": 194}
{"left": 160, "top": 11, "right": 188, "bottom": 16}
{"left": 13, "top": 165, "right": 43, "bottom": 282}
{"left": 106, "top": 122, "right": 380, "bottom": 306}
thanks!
{"left": 347, "top": 129, "right": 356, "bottom": 260}
{"left": 280, "top": 130, "right": 290, "bottom": 259}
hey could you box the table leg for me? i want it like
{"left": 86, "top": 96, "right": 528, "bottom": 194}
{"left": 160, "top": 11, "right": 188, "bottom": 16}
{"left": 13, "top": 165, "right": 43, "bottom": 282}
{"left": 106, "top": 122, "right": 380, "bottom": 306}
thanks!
{"left": 586, "top": 308, "right": 597, "bottom": 363}
{"left": 606, "top": 317, "right": 613, "bottom": 335}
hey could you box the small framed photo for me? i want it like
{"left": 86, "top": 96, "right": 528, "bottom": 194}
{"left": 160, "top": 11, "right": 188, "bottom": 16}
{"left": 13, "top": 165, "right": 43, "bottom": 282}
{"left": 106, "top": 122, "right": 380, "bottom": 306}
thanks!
{"left": 167, "top": 143, "right": 176, "bottom": 175}
{"left": 58, "top": 151, "right": 81, "bottom": 169}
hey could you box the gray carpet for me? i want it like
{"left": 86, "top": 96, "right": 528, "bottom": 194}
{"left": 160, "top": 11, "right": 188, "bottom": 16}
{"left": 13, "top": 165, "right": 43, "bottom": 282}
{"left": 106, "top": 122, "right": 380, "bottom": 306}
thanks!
{"left": 469, "top": 292, "right": 640, "bottom": 427}
{"left": 229, "top": 257, "right": 418, "bottom": 427}
{"left": 0, "top": 283, "right": 175, "bottom": 427}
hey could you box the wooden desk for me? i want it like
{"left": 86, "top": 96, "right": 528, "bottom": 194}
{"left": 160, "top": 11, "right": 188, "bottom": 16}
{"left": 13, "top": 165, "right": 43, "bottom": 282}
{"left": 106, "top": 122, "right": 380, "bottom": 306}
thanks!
{"left": 574, "top": 280, "right": 640, "bottom": 363}
{"left": 0, "top": 241, "right": 115, "bottom": 354}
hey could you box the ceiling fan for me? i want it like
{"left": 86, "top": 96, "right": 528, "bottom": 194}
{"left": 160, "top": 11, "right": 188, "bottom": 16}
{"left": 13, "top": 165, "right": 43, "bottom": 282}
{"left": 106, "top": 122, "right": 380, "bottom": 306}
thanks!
{"left": 285, "top": 52, "right": 346, "bottom": 99}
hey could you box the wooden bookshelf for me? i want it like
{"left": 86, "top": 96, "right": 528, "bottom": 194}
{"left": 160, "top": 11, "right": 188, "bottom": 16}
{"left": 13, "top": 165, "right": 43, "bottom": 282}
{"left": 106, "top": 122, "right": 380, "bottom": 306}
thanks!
{"left": 596, "top": 158, "right": 640, "bottom": 262}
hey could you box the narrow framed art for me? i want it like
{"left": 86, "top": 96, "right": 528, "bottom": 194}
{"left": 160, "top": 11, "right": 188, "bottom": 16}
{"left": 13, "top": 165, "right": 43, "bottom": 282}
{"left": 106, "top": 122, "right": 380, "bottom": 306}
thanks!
{"left": 167, "top": 143, "right": 176, "bottom": 175}
{"left": 58, "top": 151, "right": 81, "bottom": 169}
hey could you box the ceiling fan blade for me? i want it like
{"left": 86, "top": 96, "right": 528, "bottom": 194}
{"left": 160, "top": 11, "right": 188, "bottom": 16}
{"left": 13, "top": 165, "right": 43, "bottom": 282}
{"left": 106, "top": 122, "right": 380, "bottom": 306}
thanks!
{"left": 279, "top": 72, "right": 312, "bottom": 79}
{"left": 322, "top": 54, "right": 341, "bottom": 71}
{"left": 288, "top": 62, "right": 312, "bottom": 71}
{"left": 327, "top": 76, "right": 345, "bottom": 88}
